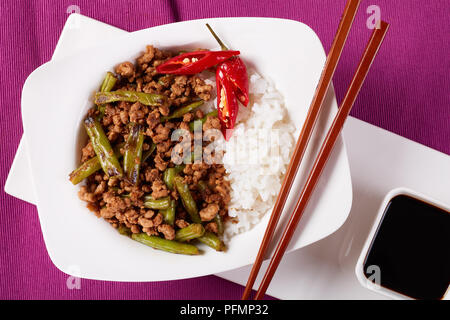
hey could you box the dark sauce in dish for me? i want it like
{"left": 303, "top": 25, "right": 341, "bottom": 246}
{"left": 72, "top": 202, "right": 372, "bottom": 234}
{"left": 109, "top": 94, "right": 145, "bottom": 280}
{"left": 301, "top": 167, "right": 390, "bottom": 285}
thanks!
{"left": 363, "top": 194, "right": 449, "bottom": 300}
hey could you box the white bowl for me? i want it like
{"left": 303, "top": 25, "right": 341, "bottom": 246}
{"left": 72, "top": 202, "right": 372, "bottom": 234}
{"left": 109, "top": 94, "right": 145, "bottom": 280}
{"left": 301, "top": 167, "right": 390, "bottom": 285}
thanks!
{"left": 21, "top": 17, "right": 352, "bottom": 281}
{"left": 355, "top": 187, "right": 450, "bottom": 300}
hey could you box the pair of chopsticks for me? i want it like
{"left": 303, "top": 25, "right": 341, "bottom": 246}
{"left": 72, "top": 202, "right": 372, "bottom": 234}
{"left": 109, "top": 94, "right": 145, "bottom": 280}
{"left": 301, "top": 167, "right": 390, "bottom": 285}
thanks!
{"left": 242, "top": 0, "right": 389, "bottom": 300}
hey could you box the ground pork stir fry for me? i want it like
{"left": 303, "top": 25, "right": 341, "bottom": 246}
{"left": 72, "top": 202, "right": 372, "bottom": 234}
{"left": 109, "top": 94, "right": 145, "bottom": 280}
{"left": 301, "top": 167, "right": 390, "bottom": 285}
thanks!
{"left": 71, "top": 45, "right": 231, "bottom": 254}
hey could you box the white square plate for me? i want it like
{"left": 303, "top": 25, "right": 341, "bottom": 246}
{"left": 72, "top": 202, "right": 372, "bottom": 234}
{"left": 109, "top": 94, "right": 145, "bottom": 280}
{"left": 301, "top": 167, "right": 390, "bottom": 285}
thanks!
{"left": 21, "top": 17, "right": 352, "bottom": 281}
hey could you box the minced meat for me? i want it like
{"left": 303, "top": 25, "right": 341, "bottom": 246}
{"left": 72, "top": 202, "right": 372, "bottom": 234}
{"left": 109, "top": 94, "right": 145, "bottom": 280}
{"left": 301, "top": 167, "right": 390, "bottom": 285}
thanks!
{"left": 75, "top": 44, "right": 230, "bottom": 241}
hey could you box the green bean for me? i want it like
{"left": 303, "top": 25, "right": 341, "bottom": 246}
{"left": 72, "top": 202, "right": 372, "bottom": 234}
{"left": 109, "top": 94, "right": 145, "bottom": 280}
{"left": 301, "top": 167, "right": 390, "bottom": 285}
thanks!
{"left": 123, "top": 123, "right": 144, "bottom": 185}
{"left": 97, "top": 72, "right": 117, "bottom": 120}
{"left": 118, "top": 225, "right": 132, "bottom": 237}
{"left": 213, "top": 214, "right": 224, "bottom": 236}
{"left": 69, "top": 156, "right": 103, "bottom": 185}
{"left": 97, "top": 106, "right": 107, "bottom": 120}
{"left": 163, "top": 168, "right": 177, "bottom": 190}
{"left": 95, "top": 90, "right": 168, "bottom": 107}
{"left": 84, "top": 116, "right": 123, "bottom": 178}
{"left": 142, "top": 143, "right": 156, "bottom": 163}
{"left": 100, "top": 72, "right": 118, "bottom": 92}
{"left": 69, "top": 143, "right": 124, "bottom": 185}
{"left": 131, "top": 233, "right": 199, "bottom": 255}
{"left": 161, "top": 100, "right": 203, "bottom": 122}
{"left": 175, "top": 164, "right": 185, "bottom": 172}
{"left": 120, "top": 194, "right": 171, "bottom": 210}
{"left": 173, "top": 176, "right": 201, "bottom": 223}
{"left": 163, "top": 165, "right": 185, "bottom": 190}
{"left": 189, "top": 110, "right": 219, "bottom": 131}
{"left": 160, "top": 200, "right": 176, "bottom": 226}
{"left": 143, "top": 196, "right": 171, "bottom": 210}
{"left": 175, "top": 224, "right": 205, "bottom": 242}
{"left": 198, "top": 232, "right": 225, "bottom": 252}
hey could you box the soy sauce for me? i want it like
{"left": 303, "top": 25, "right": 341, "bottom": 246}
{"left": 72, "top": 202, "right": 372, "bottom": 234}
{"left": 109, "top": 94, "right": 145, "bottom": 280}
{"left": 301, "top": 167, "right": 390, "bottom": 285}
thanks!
{"left": 363, "top": 194, "right": 449, "bottom": 300}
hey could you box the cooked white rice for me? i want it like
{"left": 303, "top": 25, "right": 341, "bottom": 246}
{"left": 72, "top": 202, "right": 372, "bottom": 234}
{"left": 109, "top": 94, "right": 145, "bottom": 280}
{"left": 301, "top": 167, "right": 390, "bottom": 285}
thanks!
{"left": 199, "top": 69, "right": 296, "bottom": 241}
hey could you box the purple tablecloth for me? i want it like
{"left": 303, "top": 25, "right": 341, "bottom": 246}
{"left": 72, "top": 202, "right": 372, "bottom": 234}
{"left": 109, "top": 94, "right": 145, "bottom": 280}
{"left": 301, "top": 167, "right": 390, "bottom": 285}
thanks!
{"left": 1, "top": 0, "right": 449, "bottom": 300}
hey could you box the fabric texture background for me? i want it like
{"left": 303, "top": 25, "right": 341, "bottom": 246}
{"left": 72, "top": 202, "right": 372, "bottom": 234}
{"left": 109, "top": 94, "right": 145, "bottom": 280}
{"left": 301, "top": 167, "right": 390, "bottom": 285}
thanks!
{"left": 0, "top": 0, "right": 448, "bottom": 299}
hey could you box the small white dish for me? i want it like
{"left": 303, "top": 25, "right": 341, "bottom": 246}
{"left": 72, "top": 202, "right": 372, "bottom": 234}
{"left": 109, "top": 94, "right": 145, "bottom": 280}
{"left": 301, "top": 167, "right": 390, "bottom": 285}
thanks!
{"left": 355, "top": 187, "right": 450, "bottom": 300}
{"left": 21, "top": 17, "right": 352, "bottom": 281}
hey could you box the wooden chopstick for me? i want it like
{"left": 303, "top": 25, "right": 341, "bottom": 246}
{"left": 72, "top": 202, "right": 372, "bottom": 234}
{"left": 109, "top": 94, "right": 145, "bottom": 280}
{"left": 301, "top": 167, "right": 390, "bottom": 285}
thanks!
{"left": 254, "top": 21, "right": 390, "bottom": 300}
{"left": 241, "top": 0, "right": 362, "bottom": 300}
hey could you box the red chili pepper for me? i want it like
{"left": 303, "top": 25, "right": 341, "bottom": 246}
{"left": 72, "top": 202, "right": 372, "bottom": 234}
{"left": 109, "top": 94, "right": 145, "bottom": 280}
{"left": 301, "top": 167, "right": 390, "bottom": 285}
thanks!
{"left": 206, "top": 24, "right": 249, "bottom": 107}
{"left": 156, "top": 50, "right": 240, "bottom": 75}
{"left": 216, "top": 67, "right": 238, "bottom": 140}
{"left": 218, "top": 58, "right": 249, "bottom": 106}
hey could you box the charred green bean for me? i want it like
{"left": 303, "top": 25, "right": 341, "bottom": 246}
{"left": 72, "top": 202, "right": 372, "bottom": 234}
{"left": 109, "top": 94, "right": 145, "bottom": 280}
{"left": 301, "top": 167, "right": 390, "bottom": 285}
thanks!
{"left": 175, "top": 224, "right": 205, "bottom": 242}
{"left": 163, "top": 165, "right": 185, "bottom": 190}
{"left": 213, "top": 214, "right": 224, "bottom": 236}
{"left": 118, "top": 225, "right": 132, "bottom": 237}
{"left": 98, "top": 72, "right": 117, "bottom": 119}
{"left": 142, "top": 143, "right": 156, "bottom": 163}
{"left": 161, "top": 100, "right": 203, "bottom": 121}
{"left": 131, "top": 233, "right": 199, "bottom": 255}
{"left": 95, "top": 90, "right": 168, "bottom": 106}
{"left": 84, "top": 116, "right": 123, "bottom": 178}
{"left": 143, "top": 196, "right": 171, "bottom": 210}
{"left": 123, "top": 123, "right": 144, "bottom": 185}
{"left": 69, "top": 156, "right": 103, "bottom": 185}
{"left": 160, "top": 200, "right": 176, "bottom": 226}
{"left": 100, "top": 72, "right": 117, "bottom": 92}
{"left": 173, "top": 176, "right": 201, "bottom": 223}
{"left": 198, "top": 232, "right": 225, "bottom": 252}
{"left": 69, "top": 143, "right": 124, "bottom": 185}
